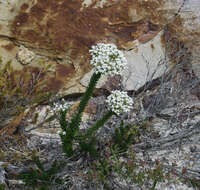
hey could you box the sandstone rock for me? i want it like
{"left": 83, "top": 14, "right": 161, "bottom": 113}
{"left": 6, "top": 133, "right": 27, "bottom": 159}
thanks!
{"left": 0, "top": 0, "right": 199, "bottom": 97}
{"left": 162, "top": 0, "right": 200, "bottom": 78}
{"left": 122, "top": 31, "right": 169, "bottom": 91}
{"left": 0, "top": 0, "right": 170, "bottom": 98}
{"left": 81, "top": 66, "right": 122, "bottom": 92}
{"left": 0, "top": 39, "right": 20, "bottom": 69}
{"left": 81, "top": 30, "right": 169, "bottom": 91}
{"left": 80, "top": 69, "right": 108, "bottom": 89}
{"left": 0, "top": 0, "right": 26, "bottom": 37}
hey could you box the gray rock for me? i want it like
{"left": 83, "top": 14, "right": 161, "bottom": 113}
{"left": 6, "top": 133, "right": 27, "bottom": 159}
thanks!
{"left": 182, "top": 0, "right": 200, "bottom": 78}
{"left": 192, "top": 53, "right": 200, "bottom": 78}
{"left": 81, "top": 31, "right": 169, "bottom": 91}
{"left": 122, "top": 31, "right": 169, "bottom": 91}
{"left": 0, "top": 163, "right": 6, "bottom": 186}
{"left": 80, "top": 69, "right": 108, "bottom": 89}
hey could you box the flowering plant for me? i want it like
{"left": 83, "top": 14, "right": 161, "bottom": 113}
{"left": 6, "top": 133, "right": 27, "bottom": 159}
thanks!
{"left": 57, "top": 130, "right": 66, "bottom": 136}
{"left": 89, "top": 43, "right": 127, "bottom": 76}
{"left": 52, "top": 99, "right": 71, "bottom": 114}
{"left": 58, "top": 43, "right": 133, "bottom": 156}
{"left": 106, "top": 90, "right": 133, "bottom": 116}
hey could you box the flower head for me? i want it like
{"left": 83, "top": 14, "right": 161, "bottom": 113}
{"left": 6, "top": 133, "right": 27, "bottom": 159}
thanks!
{"left": 56, "top": 130, "right": 61, "bottom": 135}
{"left": 57, "top": 130, "right": 66, "bottom": 136}
{"left": 62, "top": 131, "right": 66, "bottom": 135}
{"left": 89, "top": 43, "right": 127, "bottom": 76}
{"left": 106, "top": 90, "right": 133, "bottom": 115}
{"left": 52, "top": 98, "right": 72, "bottom": 113}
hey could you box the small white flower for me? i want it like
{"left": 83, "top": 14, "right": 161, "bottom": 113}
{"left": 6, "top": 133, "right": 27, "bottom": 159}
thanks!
{"left": 56, "top": 130, "right": 61, "bottom": 135}
{"left": 57, "top": 130, "right": 66, "bottom": 136}
{"left": 52, "top": 99, "right": 71, "bottom": 113}
{"left": 62, "top": 131, "right": 66, "bottom": 135}
{"left": 106, "top": 90, "right": 133, "bottom": 115}
{"left": 56, "top": 130, "right": 66, "bottom": 135}
{"left": 16, "top": 45, "right": 35, "bottom": 65}
{"left": 89, "top": 43, "right": 127, "bottom": 76}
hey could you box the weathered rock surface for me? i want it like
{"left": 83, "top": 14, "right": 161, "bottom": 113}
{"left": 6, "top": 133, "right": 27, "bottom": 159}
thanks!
{"left": 0, "top": 162, "right": 6, "bottom": 186}
{"left": 81, "top": 31, "right": 169, "bottom": 91}
{"left": 122, "top": 31, "right": 168, "bottom": 90}
{"left": 81, "top": 69, "right": 109, "bottom": 89}
{"left": 1, "top": 0, "right": 198, "bottom": 96}
{"left": 0, "top": 1, "right": 200, "bottom": 189}
{"left": 163, "top": 0, "right": 200, "bottom": 78}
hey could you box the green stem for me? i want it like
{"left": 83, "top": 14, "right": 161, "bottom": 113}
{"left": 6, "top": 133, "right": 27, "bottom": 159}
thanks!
{"left": 83, "top": 110, "right": 114, "bottom": 138}
{"left": 77, "top": 72, "right": 101, "bottom": 115}
{"left": 69, "top": 72, "right": 101, "bottom": 130}
{"left": 150, "top": 179, "right": 158, "bottom": 190}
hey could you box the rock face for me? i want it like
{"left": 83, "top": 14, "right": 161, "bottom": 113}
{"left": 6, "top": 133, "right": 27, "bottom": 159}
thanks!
{"left": 183, "top": 0, "right": 200, "bottom": 78}
{"left": 122, "top": 31, "right": 168, "bottom": 91}
{"left": 0, "top": 163, "right": 6, "bottom": 187}
{"left": 0, "top": 0, "right": 199, "bottom": 95}
{"left": 0, "top": 1, "right": 200, "bottom": 190}
{"left": 162, "top": 0, "right": 200, "bottom": 78}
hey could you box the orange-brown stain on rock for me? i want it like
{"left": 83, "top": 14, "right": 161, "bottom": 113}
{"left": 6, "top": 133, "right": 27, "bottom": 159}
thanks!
{"left": 45, "top": 77, "right": 63, "bottom": 92}
{"left": 20, "top": 3, "right": 29, "bottom": 12}
{"left": 151, "top": 44, "right": 155, "bottom": 51}
{"left": 130, "top": 21, "right": 161, "bottom": 43}
{"left": 30, "top": 5, "right": 45, "bottom": 21}
{"left": 10, "top": 7, "right": 15, "bottom": 13}
{"left": 10, "top": 66, "right": 53, "bottom": 96}
{"left": 1, "top": 43, "right": 15, "bottom": 52}
{"left": 160, "top": 16, "right": 190, "bottom": 65}
{"left": 11, "top": 0, "right": 164, "bottom": 54}
{"left": 23, "top": 30, "right": 43, "bottom": 44}
{"left": 11, "top": 0, "right": 167, "bottom": 92}
{"left": 13, "top": 12, "right": 29, "bottom": 28}
{"left": 0, "top": 112, "right": 25, "bottom": 137}
{"left": 136, "top": 0, "right": 166, "bottom": 24}
{"left": 56, "top": 64, "right": 75, "bottom": 79}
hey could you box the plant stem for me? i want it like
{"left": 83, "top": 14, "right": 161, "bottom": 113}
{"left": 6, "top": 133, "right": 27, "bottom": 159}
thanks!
{"left": 150, "top": 179, "right": 158, "bottom": 190}
{"left": 68, "top": 72, "right": 101, "bottom": 130}
{"left": 62, "top": 72, "right": 101, "bottom": 156}
{"left": 83, "top": 110, "right": 114, "bottom": 138}
{"left": 78, "top": 72, "right": 101, "bottom": 115}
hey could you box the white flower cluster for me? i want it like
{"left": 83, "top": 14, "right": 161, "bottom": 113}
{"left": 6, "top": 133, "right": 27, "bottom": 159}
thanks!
{"left": 57, "top": 130, "right": 66, "bottom": 136}
{"left": 106, "top": 90, "right": 133, "bottom": 115}
{"left": 52, "top": 99, "right": 72, "bottom": 113}
{"left": 16, "top": 45, "right": 35, "bottom": 65}
{"left": 89, "top": 43, "right": 127, "bottom": 76}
